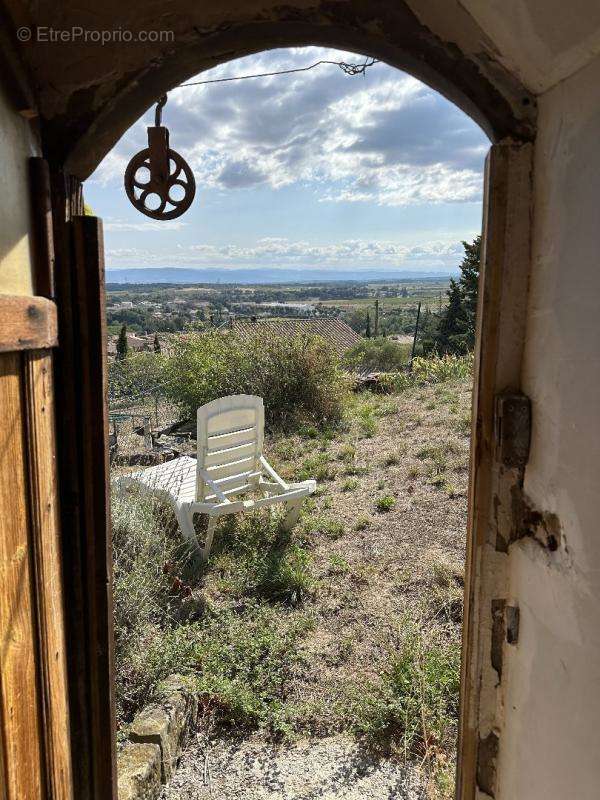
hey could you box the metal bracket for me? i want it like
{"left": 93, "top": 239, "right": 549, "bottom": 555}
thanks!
{"left": 494, "top": 392, "right": 531, "bottom": 468}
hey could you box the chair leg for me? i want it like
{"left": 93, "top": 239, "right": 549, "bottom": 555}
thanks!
{"left": 282, "top": 500, "right": 302, "bottom": 531}
{"left": 201, "top": 516, "right": 218, "bottom": 561}
{"left": 174, "top": 504, "right": 200, "bottom": 550}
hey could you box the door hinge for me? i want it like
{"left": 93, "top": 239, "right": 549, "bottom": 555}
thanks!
{"left": 494, "top": 392, "right": 531, "bottom": 468}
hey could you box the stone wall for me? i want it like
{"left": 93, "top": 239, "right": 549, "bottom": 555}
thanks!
{"left": 117, "top": 675, "right": 199, "bottom": 800}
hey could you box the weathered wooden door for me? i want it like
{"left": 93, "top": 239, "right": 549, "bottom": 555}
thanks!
{"left": 0, "top": 160, "right": 73, "bottom": 797}
{"left": 0, "top": 161, "right": 117, "bottom": 800}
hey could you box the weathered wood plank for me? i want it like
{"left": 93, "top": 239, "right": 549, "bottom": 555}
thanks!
{"left": 29, "top": 158, "right": 55, "bottom": 298}
{"left": 70, "top": 215, "right": 117, "bottom": 799}
{"left": 51, "top": 170, "right": 94, "bottom": 799}
{"left": 0, "top": 352, "right": 45, "bottom": 799}
{"left": 0, "top": 295, "right": 58, "bottom": 352}
{"left": 24, "top": 349, "right": 74, "bottom": 800}
{"left": 51, "top": 169, "right": 117, "bottom": 800}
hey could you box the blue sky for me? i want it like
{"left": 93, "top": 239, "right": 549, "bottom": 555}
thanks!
{"left": 85, "top": 47, "right": 489, "bottom": 275}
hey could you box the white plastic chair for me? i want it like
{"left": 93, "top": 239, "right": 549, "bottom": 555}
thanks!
{"left": 117, "top": 395, "right": 316, "bottom": 559}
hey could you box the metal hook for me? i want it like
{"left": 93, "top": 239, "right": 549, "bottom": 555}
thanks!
{"left": 154, "top": 94, "right": 168, "bottom": 127}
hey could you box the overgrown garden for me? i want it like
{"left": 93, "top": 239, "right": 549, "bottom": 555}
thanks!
{"left": 109, "top": 239, "right": 479, "bottom": 797}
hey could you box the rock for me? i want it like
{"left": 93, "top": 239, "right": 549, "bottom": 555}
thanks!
{"left": 159, "top": 674, "right": 199, "bottom": 731}
{"left": 130, "top": 681, "right": 192, "bottom": 780}
{"left": 116, "top": 451, "right": 179, "bottom": 467}
{"left": 117, "top": 742, "right": 161, "bottom": 800}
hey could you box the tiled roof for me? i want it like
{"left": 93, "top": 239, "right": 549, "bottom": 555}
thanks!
{"left": 106, "top": 333, "right": 152, "bottom": 354}
{"left": 227, "top": 317, "right": 361, "bottom": 356}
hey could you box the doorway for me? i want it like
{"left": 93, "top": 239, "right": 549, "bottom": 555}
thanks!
{"left": 87, "top": 46, "right": 491, "bottom": 799}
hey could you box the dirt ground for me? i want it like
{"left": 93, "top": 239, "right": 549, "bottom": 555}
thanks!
{"left": 162, "top": 733, "right": 428, "bottom": 800}
{"left": 265, "top": 381, "right": 469, "bottom": 716}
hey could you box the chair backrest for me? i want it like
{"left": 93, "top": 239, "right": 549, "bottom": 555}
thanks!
{"left": 196, "top": 395, "right": 264, "bottom": 502}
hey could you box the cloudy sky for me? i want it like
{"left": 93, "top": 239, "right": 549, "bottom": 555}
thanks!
{"left": 85, "top": 47, "right": 489, "bottom": 275}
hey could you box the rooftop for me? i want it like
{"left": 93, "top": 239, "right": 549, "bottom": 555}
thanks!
{"left": 227, "top": 317, "right": 361, "bottom": 357}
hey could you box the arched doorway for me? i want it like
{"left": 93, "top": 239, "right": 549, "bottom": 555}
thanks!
{"left": 94, "top": 44, "right": 488, "bottom": 799}
{"left": 1, "top": 4, "right": 536, "bottom": 799}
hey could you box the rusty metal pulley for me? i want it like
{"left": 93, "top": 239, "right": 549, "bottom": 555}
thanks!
{"left": 124, "top": 95, "right": 196, "bottom": 220}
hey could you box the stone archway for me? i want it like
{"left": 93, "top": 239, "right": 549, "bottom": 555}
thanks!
{"left": 21, "top": 1, "right": 536, "bottom": 179}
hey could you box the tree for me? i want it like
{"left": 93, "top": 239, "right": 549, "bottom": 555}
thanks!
{"left": 116, "top": 324, "right": 128, "bottom": 360}
{"left": 425, "top": 235, "right": 481, "bottom": 355}
{"left": 153, "top": 333, "right": 161, "bottom": 354}
{"left": 365, "top": 311, "right": 371, "bottom": 338}
{"left": 436, "top": 280, "right": 466, "bottom": 354}
{"left": 456, "top": 235, "right": 481, "bottom": 351}
{"left": 343, "top": 307, "right": 369, "bottom": 335}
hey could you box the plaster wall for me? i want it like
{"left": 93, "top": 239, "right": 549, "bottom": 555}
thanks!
{"left": 0, "top": 77, "right": 38, "bottom": 296}
{"left": 497, "top": 52, "right": 600, "bottom": 800}
{"left": 458, "top": 0, "right": 600, "bottom": 93}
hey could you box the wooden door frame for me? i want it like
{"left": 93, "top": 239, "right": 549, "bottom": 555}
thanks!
{"left": 50, "top": 174, "right": 117, "bottom": 800}
{"left": 457, "top": 141, "right": 533, "bottom": 799}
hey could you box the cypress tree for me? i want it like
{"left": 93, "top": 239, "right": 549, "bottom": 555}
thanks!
{"left": 457, "top": 235, "right": 481, "bottom": 351}
{"left": 430, "top": 235, "right": 481, "bottom": 355}
{"left": 116, "top": 324, "right": 128, "bottom": 360}
{"left": 437, "top": 280, "right": 466, "bottom": 354}
{"left": 153, "top": 333, "right": 161, "bottom": 354}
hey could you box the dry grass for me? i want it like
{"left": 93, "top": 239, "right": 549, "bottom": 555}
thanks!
{"left": 113, "top": 369, "right": 472, "bottom": 797}
{"left": 201, "top": 376, "right": 470, "bottom": 796}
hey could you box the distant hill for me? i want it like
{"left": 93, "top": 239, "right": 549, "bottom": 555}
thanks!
{"left": 105, "top": 267, "right": 456, "bottom": 285}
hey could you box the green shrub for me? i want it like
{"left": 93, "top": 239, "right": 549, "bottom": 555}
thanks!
{"left": 353, "top": 516, "right": 372, "bottom": 531}
{"left": 211, "top": 512, "right": 314, "bottom": 604}
{"left": 328, "top": 554, "right": 351, "bottom": 574}
{"left": 411, "top": 354, "right": 473, "bottom": 384}
{"left": 337, "top": 443, "right": 356, "bottom": 463}
{"left": 346, "top": 624, "right": 461, "bottom": 757}
{"left": 356, "top": 406, "right": 378, "bottom": 438}
{"left": 164, "top": 330, "right": 349, "bottom": 427}
{"left": 193, "top": 603, "right": 312, "bottom": 731}
{"left": 377, "top": 354, "right": 473, "bottom": 394}
{"left": 382, "top": 447, "right": 406, "bottom": 467}
{"left": 109, "top": 352, "right": 168, "bottom": 405}
{"left": 343, "top": 338, "right": 410, "bottom": 372}
{"left": 303, "top": 514, "right": 344, "bottom": 540}
{"left": 297, "top": 452, "right": 336, "bottom": 482}
{"left": 376, "top": 400, "right": 399, "bottom": 417}
{"left": 344, "top": 463, "right": 368, "bottom": 476}
{"left": 376, "top": 495, "right": 396, "bottom": 513}
{"left": 273, "top": 439, "right": 296, "bottom": 461}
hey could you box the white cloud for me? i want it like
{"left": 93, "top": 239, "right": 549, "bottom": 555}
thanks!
{"left": 89, "top": 47, "right": 488, "bottom": 207}
{"left": 106, "top": 236, "right": 470, "bottom": 270}
{"left": 104, "top": 219, "right": 188, "bottom": 232}
{"left": 90, "top": 150, "right": 130, "bottom": 187}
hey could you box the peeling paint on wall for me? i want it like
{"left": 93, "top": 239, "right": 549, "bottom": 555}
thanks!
{"left": 510, "top": 488, "right": 563, "bottom": 552}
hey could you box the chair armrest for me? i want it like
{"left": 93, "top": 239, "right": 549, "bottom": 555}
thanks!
{"left": 198, "top": 469, "right": 230, "bottom": 503}
{"left": 260, "top": 456, "right": 289, "bottom": 491}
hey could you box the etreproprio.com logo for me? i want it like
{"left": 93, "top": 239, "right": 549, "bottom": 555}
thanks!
{"left": 16, "top": 26, "right": 175, "bottom": 44}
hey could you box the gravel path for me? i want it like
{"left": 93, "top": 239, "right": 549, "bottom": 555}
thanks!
{"left": 162, "top": 733, "right": 428, "bottom": 800}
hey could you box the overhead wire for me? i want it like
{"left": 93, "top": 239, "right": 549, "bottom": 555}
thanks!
{"left": 177, "top": 57, "right": 379, "bottom": 88}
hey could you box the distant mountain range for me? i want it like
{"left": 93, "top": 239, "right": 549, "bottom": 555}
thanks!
{"left": 105, "top": 267, "right": 456, "bottom": 285}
